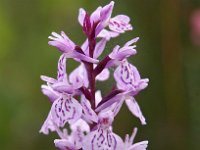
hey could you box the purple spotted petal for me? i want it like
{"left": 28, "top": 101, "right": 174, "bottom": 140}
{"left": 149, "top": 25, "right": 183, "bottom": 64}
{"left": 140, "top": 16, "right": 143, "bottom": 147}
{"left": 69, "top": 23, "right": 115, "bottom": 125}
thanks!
{"left": 57, "top": 54, "right": 67, "bottom": 82}
{"left": 109, "top": 15, "right": 133, "bottom": 33}
{"left": 125, "top": 98, "right": 146, "bottom": 125}
{"left": 114, "top": 60, "right": 136, "bottom": 90}
{"left": 82, "top": 128, "right": 124, "bottom": 150}
{"left": 114, "top": 60, "right": 148, "bottom": 95}
{"left": 81, "top": 96, "right": 98, "bottom": 123}
{"left": 51, "top": 95, "right": 82, "bottom": 127}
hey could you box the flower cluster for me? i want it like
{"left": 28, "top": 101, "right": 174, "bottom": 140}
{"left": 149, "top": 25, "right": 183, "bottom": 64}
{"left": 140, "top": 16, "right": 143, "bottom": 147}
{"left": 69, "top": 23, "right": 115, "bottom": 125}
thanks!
{"left": 40, "top": 1, "right": 149, "bottom": 150}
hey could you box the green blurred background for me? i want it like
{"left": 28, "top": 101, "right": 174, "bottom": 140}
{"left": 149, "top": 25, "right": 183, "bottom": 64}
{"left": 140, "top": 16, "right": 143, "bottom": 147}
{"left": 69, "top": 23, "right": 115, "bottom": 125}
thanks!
{"left": 0, "top": 0, "right": 200, "bottom": 149}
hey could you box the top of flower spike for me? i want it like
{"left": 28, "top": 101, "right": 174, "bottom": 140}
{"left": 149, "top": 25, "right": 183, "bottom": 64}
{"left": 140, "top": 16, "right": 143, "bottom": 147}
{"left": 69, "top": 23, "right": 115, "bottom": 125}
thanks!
{"left": 78, "top": 1, "right": 133, "bottom": 38}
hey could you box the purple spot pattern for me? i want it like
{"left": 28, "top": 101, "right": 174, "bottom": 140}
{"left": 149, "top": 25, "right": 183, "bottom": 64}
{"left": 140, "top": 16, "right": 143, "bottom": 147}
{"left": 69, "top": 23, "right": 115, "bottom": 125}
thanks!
{"left": 57, "top": 54, "right": 66, "bottom": 81}
{"left": 51, "top": 96, "right": 82, "bottom": 127}
{"left": 91, "top": 128, "right": 117, "bottom": 150}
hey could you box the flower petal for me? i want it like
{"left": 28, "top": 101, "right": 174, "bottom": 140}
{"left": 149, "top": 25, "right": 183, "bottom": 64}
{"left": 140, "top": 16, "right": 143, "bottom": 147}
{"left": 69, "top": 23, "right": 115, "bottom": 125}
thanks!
{"left": 81, "top": 96, "right": 98, "bottom": 123}
{"left": 54, "top": 139, "right": 76, "bottom": 150}
{"left": 69, "top": 65, "right": 84, "bottom": 87}
{"left": 82, "top": 128, "right": 124, "bottom": 150}
{"left": 94, "top": 38, "right": 107, "bottom": 58}
{"left": 81, "top": 39, "right": 89, "bottom": 56}
{"left": 78, "top": 8, "right": 86, "bottom": 26}
{"left": 57, "top": 54, "right": 68, "bottom": 82}
{"left": 129, "top": 141, "right": 148, "bottom": 150}
{"left": 109, "top": 15, "right": 133, "bottom": 33}
{"left": 41, "top": 85, "right": 60, "bottom": 103}
{"left": 52, "top": 82, "right": 76, "bottom": 94}
{"left": 39, "top": 111, "right": 56, "bottom": 135}
{"left": 109, "top": 40, "right": 137, "bottom": 62}
{"left": 48, "top": 31, "right": 75, "bottom": 53}
{"left": 96, "top": 1, "right": 115, "bottom": 36}
{"left": 98, "top": 29, "right": 120, "bottom": 40}
{"left": 90, "top": 6, "right": 102, "bottom": 23}
{"left": 70, "top": 119, "right": 90, "bottom": 133}
{"left": 71, "top": 51, "right": 99, "bottom": 63}
{"left": 40, "top": 75, "right": 57, "bottom": 84}
{"left": 95, "top": 90, "right": 102, "bottom": 107}
{"left": 125, "top": 98, "right": 146, "bottom": 125}
{"left": 96, "top": 93, "right": 124, "bottom": 112}
{"left": 114, "top": 60, "right": 148, "bottom": 95}
{"left": 96, "top": 68, "right": 110, "bottom": 81}
{"left": 51, "top": 95, "right": 82, "bottom": 127}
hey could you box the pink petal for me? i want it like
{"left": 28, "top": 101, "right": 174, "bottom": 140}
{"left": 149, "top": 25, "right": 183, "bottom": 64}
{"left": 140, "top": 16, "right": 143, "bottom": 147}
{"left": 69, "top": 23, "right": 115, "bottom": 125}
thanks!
{"left": 95, "top": 93, "right": 125, "bottom": 112}
{"left": 109, "top": 15, "right": 133, "bottom": 33}
{"left": 96, "top": 1, "right": 115, "bottom": 35}
{"left": 98, "top": 29, "right": 120, "bottom": 40}
{"left": 100, "top": 1, "right": 114, "bottom": 25}
{"left": 114, "top": 60, "right": 148, "bottom": 94}
{"left": 57, "top": 54, "right": 67, "bottom": 82}
{"left": 69, "top": 65, "right": 84, "bottom": 87}
{"left": 39, "top": 111, "right": 56, "bottom": 135}
{"left": 41, "top": 85, "right": 60, "bottom": 103}
{"left": 81, "top": 39, "right": 89, "bottom": 56}
{"left": 96, "top": 68, "right": 110, "bottom": 81}
{"left": 40, "top": 75, "right": 57, "bottom": 84}
{"left": 78, "top": 8, "right": 86, "bottom": 26}
{"left": 129, "top": 141, "right": 148, "bottom": 150}
{"left": 52, "top": 82, "right": 76, "bottom": 94}
{"left": 125, "top": 98, "right": 146, "bottom": 125}
{"left": 90, "top": 6, "right": 102, "bottom": 23}
{"left": 70, "top": 119, "right": 90, "bottom": 133}
{"left": 95, "top": 91, "right": 102, "bottom": 107}
{"left": 81, "top": 96, "right": 98, "bottom": 123}
{"left": 51, "top": 95, "right": 82, "bottom": 127}
{"left": 71, "top": 51, "right": 99, "bottom": 63}
{"left": 48, "top": 32, "right": 75, "bottom": 53}
{"left": 94, "top": 38, "right": 107, "bottom": 58}
{"left": 54, "top": 139, "right": 76, "bottom": 150}
{"left": 124, "top": 37, "right": 139, "bottom": 47}
{"left": 82, "top": 128, "right": 124, "bottom": 150}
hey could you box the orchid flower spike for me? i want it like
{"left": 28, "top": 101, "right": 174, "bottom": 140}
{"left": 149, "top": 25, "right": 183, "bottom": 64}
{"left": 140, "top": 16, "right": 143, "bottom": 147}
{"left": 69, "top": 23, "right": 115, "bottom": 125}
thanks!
{"left": 40, "top": 1, "right": 149, "bottom": 150}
